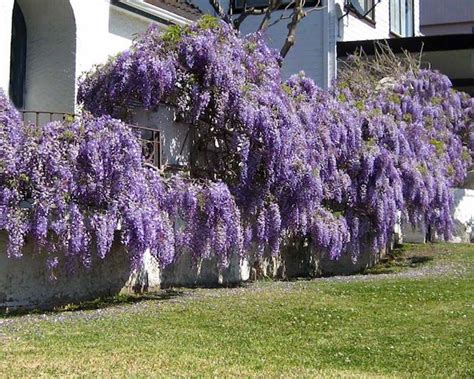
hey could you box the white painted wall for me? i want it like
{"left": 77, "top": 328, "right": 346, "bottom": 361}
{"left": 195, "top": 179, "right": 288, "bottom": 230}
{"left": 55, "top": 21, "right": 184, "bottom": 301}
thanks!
{"left": 0, "top": 0, "right": 14, "bottom": 92}
{"left": 71, "top": 0, "right": 157, "bottom": 88}
{"left": 0, "top": 0, "right": 165, "bottom": 114}
{"left": 420, "top": 0, "right": 474, "bottom": 35}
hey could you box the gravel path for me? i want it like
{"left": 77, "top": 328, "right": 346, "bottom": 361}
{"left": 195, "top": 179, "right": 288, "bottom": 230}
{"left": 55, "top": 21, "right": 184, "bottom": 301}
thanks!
{"left": 318, "top": 261, "right": 469, "bottom": 282}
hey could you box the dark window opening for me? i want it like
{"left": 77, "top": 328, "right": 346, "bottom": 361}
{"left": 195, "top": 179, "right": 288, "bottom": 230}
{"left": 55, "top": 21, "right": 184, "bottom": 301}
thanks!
{"left": 131, "top": 125, "right": 162, "bottom": 168}
{"left": 9, "top": 1, "right": 27, "bottom": 109}
{"left": 350, "top": 0, "right": 375, "bottom": 20}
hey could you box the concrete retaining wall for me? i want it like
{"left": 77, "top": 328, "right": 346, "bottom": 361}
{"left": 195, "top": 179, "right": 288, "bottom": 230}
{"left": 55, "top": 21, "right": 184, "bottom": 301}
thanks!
{"left": 0, "top": 231, "right": 131, "bottom": 310}
{"left": 283, "top": 237, "right": 385, "bottom": 277}
{"left": 249, "top": 234, "right": 386, "bottom": 280}
{"left": 402, "top": 188, "right": 474, "bottom": 244}
{"left": 160, "top": 252, "right": 249, "bottom": 288}
{"left": 0, "top": 228, "right": 386, "bottom": 310}
{"left": 0, "top": 231, "right": 251, "bottom": 310}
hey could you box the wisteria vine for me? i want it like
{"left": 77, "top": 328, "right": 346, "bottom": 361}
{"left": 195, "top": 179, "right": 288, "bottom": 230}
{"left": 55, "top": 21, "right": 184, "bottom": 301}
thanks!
{"left": 0, "top": 92, "right": 242, "bottom": 275}
{"left": 79, "top": 17, "right": 472, "bottom": 259}
{"left": 1, "top": 17, "right": 472, "bottom": 275}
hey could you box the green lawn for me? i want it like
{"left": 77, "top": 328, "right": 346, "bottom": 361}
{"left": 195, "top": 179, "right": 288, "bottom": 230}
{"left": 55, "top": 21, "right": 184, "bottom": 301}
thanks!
{"left": 1, "top": 243, "right": 473, "bottom": 378}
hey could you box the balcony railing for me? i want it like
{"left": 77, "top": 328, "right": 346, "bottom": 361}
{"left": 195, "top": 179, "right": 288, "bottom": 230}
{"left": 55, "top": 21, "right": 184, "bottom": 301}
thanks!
{"left": 129, "top": 124, "right": 162, "bottom": 169}
{"left": 20, "top": 110, "right": 74, "bottom": 127}
{"left": 20, "top": 110, "right": 162, "bottom": 169}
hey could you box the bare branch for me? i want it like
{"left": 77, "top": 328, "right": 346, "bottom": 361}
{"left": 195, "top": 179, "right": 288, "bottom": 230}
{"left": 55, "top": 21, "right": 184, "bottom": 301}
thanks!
{"left": 258, "top": 0, "right": 283, "bottom": 31}
{"left": 208, "top": 0, "right": 232, "bottom": 23}
{"left": 266, "top": 0, "right": 296, "bottom": 28}
{"left": 305, "top": 1, "right": 324, "bottom": 15}
{"left": 280, "top": 0, "right": 305, "bottom": 59}
{"left": 233, "top": 1, "right": 267, "bottom": 30}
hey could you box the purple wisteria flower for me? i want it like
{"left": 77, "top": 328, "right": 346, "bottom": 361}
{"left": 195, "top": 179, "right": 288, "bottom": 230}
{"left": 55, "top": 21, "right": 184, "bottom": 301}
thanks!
{"left": 0, "top": 16, "right": 471, "bottom": 275}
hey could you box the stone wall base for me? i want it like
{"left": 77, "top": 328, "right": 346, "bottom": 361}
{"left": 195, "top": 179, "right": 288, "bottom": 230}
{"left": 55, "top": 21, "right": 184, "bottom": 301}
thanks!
{"left": 1, "top": 232, "right": 387, "bottom": 310}
{"left": 0, "top": 231, "right": 132, "bottom": 310}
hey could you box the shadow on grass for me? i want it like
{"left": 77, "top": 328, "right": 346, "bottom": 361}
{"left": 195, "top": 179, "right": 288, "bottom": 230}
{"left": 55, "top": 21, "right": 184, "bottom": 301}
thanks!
{"left": 408, "top": 255, "right": 433, "bottom": 266}
{"left": 363, "top": 246, "right": 435, "bottom": 275}
{"left": 0, "top": 289, "right": 186, "bottom": 318}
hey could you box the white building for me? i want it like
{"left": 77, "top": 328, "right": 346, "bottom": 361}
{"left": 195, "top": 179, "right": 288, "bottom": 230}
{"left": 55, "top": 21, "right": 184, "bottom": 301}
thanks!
{"left": 420, "top": 0, "right": 474, "bottom": 35}
{"left": 0, "top": 0, "right": 424, "bottom": 112}
{"left": 0, "top": 0, "right": 199, "bottom": 120}
{"left": 0, "top": 0, "right": 471, "bottom": 242}
{"left": 193, "top": 0, "right": 421, "bottom": 86}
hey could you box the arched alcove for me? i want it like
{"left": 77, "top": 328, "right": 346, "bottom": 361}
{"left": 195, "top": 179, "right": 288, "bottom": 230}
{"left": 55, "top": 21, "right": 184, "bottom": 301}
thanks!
{"left": 12, "top": 0, "right": 76, "bottom": 114}
{"left": 9, "top": 1, "right": 26, "bottom": 108}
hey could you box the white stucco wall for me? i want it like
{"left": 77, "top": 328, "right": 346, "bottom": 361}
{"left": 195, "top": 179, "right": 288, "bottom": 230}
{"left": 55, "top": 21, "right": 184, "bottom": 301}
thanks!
{"left": 71, "top": 0, "right": 157, "bottom": 86}
{"left": 132, "top": 105, "right": 192, "bottom": 167}
{"left": 67, "top": 0, "right": 168, "bottom": 112}
{"left": 0, "top": 0, "right": 164, "bottom": 114}
{"left": 0, "top": 1, "right": 14, "bottom": 93}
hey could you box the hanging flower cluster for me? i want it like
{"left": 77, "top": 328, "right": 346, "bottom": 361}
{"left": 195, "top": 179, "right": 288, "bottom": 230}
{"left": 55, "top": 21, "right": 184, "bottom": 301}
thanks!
{"left": 336, "top": 64, "right": 472, "bottom": 245}
{"left": 78, "top": 17, "right": 472, "bottom": 261}
{"left": 0, "top": 91, "right": 242, "bottom": 275}
{"left": 1, "top": 17, "right": 471, "bottom": 273}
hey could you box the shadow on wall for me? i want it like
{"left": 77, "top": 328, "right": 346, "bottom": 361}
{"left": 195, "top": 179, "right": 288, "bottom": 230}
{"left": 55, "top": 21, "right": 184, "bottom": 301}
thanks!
{"left": 108, "top": 4, "right": 151, "bottom": 41}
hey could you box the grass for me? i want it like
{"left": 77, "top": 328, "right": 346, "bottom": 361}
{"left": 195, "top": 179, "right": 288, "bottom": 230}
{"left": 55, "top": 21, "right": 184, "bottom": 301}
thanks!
{"left": 363, "top": 241, "right": 469, "bottom": 274}
{"left": 0, "top": 243, "right": 473, "bottom": 377}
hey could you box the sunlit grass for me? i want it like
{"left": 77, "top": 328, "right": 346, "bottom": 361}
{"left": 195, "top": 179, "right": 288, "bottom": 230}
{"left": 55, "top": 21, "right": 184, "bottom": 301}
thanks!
{"left": 0, "top": 243, "right": 472, "bottom": 377}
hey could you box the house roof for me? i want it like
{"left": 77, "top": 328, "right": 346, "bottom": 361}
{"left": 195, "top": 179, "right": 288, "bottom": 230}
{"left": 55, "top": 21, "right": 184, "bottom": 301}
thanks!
{"left": 144, "top": 0, "right": 202, "bottom": 20}
{"left": 337, "top": 34, "right": 474, "bottom": 57}
{"left": 113, "top": 0, "right": 202, "bottom": 24}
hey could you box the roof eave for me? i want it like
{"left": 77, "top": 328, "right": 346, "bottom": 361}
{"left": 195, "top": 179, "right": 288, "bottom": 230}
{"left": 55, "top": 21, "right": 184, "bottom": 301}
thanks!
{"left": 113, "top": 0, "right": 196, "bottom": 26}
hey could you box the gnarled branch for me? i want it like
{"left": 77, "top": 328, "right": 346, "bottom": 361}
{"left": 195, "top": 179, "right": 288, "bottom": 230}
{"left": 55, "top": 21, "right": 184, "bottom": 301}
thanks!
{"left": 208, "top": 0, "right": 232, "bottom": 23}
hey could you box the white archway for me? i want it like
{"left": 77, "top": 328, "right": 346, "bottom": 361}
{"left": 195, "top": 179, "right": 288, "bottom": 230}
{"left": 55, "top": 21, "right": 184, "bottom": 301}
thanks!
{"left": 14, "top": 0, "right": 77, "bottom": 114}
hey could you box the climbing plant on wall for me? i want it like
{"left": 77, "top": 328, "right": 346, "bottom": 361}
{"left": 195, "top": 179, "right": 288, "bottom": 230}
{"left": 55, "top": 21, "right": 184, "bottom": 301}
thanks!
{"left": 79, "top": 17, "right": 472, "bottom": 259}
{"left": 0, "top": 92, "right": 242, "bottom": 276}
{"left": 0, "top": 16, "right": 472, "bottom": 275}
